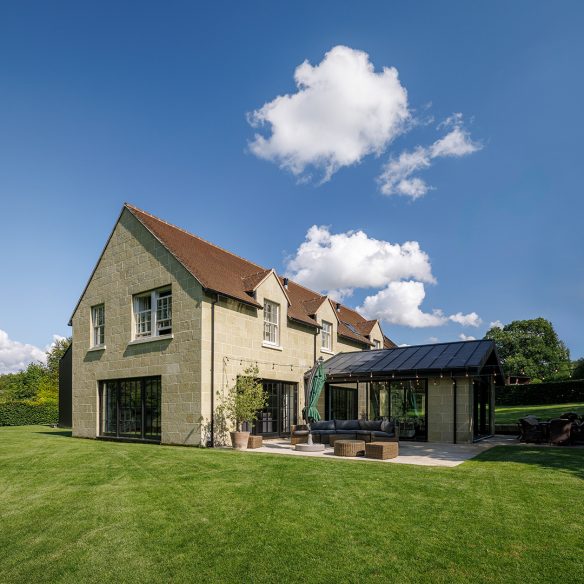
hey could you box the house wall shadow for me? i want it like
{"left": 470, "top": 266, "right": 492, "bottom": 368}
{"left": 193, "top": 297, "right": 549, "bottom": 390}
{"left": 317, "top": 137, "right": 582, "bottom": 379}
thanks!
{"left": 36, "top": 430, "right": 73, "bottom": 438}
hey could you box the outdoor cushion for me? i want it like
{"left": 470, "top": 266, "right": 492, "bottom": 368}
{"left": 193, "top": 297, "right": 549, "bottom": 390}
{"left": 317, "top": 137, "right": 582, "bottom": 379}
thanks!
{"left": 337, "top": 429, "right": 359, "bottom": 434}
{"left": 335, "top": 419, "right": 360, "bottom": 431}
{"left": 355, "top": 430, "right": 372, "bottom": 436}
{"left": 293, "top": 430, "right": 309, "bottom": 436}
{"left": 371, "top": 430, "right": 393, "bottom": 437}
{"left": 311, "top": 420, "right": 335, "bottom": 431}
{"left": 311, "top": 429, "right": 335, "bottom": 435}
{"left": 359, "top": 420, "right": 382, "bottom": 431}
{"left": 380, "top": 420, "right": 395, "bottom": 433}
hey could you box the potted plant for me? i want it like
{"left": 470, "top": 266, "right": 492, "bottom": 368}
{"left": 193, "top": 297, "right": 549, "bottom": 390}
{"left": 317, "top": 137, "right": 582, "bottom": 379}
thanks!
{"left": 217, "top": 365, "right": 267, "bottom": 450}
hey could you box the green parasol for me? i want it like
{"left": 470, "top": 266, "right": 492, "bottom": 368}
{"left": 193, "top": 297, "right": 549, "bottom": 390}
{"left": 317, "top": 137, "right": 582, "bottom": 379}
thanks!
{"left": 303, "top": 361, "right": 325, "bottom": 422}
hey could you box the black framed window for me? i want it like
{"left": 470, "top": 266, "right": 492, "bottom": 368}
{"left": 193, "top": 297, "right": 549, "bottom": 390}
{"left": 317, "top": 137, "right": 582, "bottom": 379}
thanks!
{"left": 99, "top": 377, "right": 161, "bottom": 442}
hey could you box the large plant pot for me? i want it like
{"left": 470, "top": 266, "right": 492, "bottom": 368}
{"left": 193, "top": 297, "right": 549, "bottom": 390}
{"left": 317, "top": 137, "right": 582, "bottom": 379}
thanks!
{"left": 230, "top": 431, "right": 250, "bottom": 450}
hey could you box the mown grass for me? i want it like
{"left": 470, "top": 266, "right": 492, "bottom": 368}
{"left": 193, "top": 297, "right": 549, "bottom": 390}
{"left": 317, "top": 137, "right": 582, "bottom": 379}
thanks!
{"left": 495, "top": 402, "right": 584, "bottom": 424}
{"left": 0, "top": 426, "right": 583, "bottom": 583}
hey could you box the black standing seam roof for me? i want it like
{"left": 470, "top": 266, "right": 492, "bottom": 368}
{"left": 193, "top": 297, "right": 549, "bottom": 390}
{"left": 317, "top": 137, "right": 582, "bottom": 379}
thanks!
{"left": 323, "top": 340, "right": 503, "bottom": 378}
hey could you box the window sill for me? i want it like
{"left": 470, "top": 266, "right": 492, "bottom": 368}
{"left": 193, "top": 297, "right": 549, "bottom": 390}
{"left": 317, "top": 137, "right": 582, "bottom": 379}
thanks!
{"left": 87, "top": 345, "right": 106, "bottom": 352}
{"left": 320, "top": 348, "right": 335, "bottom": 355}
{"left": 262, "top": 341, "right": 283, "bottom": 351}
{"left": 128, "top": 334, "right": 174, "bottom": 346}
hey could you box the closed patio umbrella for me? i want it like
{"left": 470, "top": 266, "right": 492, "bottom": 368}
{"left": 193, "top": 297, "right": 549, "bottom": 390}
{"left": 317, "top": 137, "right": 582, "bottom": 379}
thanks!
{"left": 301, "top": 359, "right": 325, "bottom": 447}
{"left": 303, "top": 360, "right": 325, "bottom": 423}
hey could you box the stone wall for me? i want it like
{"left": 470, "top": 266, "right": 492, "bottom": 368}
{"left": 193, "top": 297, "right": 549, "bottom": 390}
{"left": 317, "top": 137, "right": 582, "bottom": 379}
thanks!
{"left": 71, "top": 209, "right": 203, "bottom": 445}
{"left": 427, "top": 377, "right": 474, "bottom": 443}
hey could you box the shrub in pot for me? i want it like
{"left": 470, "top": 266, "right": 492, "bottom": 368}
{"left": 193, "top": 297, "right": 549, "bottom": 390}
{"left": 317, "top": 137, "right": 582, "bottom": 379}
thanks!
{"left": 216, "top": 365, "right": 267, "bottom": 450}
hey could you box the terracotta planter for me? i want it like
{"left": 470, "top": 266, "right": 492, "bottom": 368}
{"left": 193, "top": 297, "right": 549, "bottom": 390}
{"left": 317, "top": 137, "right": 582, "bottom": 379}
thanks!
{"left": 230, "top": 431, "right": 250, "bottom": 450}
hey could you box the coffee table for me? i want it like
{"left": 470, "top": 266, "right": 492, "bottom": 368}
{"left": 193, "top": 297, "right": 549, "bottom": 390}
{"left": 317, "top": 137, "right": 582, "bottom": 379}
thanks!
{"left": 334, "top": 440, "right": 366, "bottom": 457}
{"left": 365, "top": 441, "right": 399, "bottom": 460}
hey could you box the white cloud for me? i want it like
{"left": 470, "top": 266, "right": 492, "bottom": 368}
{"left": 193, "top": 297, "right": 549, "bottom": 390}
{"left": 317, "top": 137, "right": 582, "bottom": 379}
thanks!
{"left": 285, "top": 225, "right": 435, "bottom": 300}
{"left": 459, "top": 333, "right": 477, "bottom": 341}
{"left": 248, "top": 45, "right": 410, "bottom": 181}
{"left": 357, "top": 281, "right": 447, "bottom": 328}
{"left": 356, "top": 281, "right": 481, "bottom": 329}
{"left": 0, "top": 329, "right": 46, "bottom": 374}
{"left": 449, "top": 312, "right": 482, "bottom": 327}
{"left": 285, "top": 225, "right": 481, "bottom": 329}
{"left": 378, "top": 113, "right": 481, "bottom": 198}
{"left": 489, "top": 320, "right": 504, "bottom": 329}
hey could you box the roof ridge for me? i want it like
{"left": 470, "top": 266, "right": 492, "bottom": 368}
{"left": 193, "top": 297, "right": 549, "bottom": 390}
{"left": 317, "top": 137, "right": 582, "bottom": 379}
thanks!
{"left": 301, "top": 296, "right": 326, "bottom": 305}
{"left": 282, "top": 276, "right": 327, "bottom": 298}
{"left": 338, "top": 303, "right": 366, "bottom": 318}
{"left": 241, "top": 268, "right": 272, "bottom": 280}
{"left": 125, "top": 203, "right": 266, "bottom": 272}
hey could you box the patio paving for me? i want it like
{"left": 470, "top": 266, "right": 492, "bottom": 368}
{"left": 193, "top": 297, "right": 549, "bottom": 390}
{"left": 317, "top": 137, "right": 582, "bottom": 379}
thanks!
{"left": 245, "top": 435, "right": 518, "bottom": 467}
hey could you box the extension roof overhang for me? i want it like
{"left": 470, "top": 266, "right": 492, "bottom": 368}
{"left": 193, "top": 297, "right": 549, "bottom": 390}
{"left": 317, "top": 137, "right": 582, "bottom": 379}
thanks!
{"left": 323, "top": 340, "right": 504, "bottom": 383}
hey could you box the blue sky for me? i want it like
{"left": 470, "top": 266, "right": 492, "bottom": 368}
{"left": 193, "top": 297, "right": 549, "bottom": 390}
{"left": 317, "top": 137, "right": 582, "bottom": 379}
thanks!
{"left": 1, "top": 0, "right": 583, "bottom": 371}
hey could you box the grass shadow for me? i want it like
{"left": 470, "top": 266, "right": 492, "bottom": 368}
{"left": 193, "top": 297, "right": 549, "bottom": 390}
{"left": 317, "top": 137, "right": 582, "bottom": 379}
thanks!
{"left": 472, "top": 445, "right": 584, "bottom": 480}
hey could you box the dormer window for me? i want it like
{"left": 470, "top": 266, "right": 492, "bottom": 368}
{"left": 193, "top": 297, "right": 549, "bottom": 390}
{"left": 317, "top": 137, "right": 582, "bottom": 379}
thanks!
{"left": 263, "top": 300, "right": 280, "bottom": 346}
{"left": 133, "top": 288, "right": 172, "bottom": 339}
{"left": 374, "top": 339, "right": 381, "bottom": 350}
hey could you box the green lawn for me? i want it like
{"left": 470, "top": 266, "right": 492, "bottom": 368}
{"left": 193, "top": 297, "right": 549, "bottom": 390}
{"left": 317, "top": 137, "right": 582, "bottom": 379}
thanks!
{"left": 1, "top": 427, "right": 583, "bottom": 583}
{"left": 495, "top": 402, "right": 584, "bottom": 425}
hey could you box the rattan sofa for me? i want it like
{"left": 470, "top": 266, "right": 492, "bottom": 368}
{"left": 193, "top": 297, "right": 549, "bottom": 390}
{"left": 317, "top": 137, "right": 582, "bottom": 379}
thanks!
{"left": 291, "top": 419, "right": 399, "bottom": 445}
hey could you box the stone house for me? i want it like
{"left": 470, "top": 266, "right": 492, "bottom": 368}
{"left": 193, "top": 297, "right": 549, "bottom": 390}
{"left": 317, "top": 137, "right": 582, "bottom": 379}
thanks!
{"left": 68, "top": 204, "right": 393, "bottom": 446}
{"left": 67, "top": 204, "right": 502, "bottom": 446}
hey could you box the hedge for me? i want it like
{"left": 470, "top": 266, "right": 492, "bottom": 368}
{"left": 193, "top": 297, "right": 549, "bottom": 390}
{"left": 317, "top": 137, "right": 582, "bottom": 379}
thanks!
{"left": 0, "top": 401, "right": 58, "bottom": 426}
{"left": 496, "top": 379, "right": 584, "bottom": 406}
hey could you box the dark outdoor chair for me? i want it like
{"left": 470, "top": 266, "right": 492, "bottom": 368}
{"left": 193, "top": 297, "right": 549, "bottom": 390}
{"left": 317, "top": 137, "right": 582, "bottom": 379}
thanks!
{"left": 518, "top": 417, "right": 544, "bottom": 444}
{"left": 560, "top": 412, "right": 579, "bottom": 422}
{"left": 549, "top": 418, "right": 572, "bottom": 446}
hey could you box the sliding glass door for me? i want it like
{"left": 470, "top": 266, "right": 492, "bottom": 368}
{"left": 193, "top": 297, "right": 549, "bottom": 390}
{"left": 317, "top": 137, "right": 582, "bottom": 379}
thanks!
{"left": 99, "top": 377, "right": 161, "bottom": 442}
{"left": 253, "top": 381, "right": 297, "bottom": 437}
{"left": 473, "top": 379, "right": 492, "bottom": 439}
{"left": 326, "top": 383, "right": 359, "bottom": 420}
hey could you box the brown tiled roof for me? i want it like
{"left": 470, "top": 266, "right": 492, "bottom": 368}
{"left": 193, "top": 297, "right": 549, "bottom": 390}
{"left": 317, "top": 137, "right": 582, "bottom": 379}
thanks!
{"left": 301, "top": 297, "right": 327, "bottom": 316}
{"left": 127, "top": 204, "right": 263, "bottom": 308}
{"left": 242, "top": 269, "right": 272, "bottom": 292}
{"left": 75, "top": 204, "right": 389, "bottom": 346}
{"left": 280, "top": 279, "right": 325, "bottom": 329}
{"left": 384, "top": 335, "right": 398, "bottom": 349}
{"left": 355, "top": 320, "right": 377, "bottom": 336}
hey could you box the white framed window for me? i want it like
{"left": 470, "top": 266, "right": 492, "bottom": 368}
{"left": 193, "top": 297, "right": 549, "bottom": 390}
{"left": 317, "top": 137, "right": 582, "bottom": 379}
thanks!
{"left": 321, "top": 320, "right": 332, "bottom": 351}
{"left": 374, "top": 339, "right": 381, "bottom": 350}
{"left": 263, "top": 300, "right": 280, "bottom": 346}
{"left": 133, "top": 288, "right": 172, "bottom": 339}
{"left": 91, "top": 304, "right": 105, "bottom": 347}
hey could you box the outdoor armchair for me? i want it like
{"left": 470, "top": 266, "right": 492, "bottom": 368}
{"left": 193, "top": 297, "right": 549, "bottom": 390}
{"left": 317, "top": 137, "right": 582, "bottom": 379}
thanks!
{"left": 549, "top": 418, "right": 572, "bottom": 446}
{"left": 518, "top": 416, "right": 544, "bottom": 444}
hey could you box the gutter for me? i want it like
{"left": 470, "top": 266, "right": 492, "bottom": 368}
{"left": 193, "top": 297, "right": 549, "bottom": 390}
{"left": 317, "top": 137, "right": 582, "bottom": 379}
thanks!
{"left": 209, "top": 293, "right": 219, "bottom": 447}
{"left": 452, "top": 378, "right": 457, "bottom": 444}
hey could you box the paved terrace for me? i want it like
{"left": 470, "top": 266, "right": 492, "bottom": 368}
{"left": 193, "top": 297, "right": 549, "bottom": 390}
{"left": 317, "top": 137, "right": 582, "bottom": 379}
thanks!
{"left": 244, "top": 435, "right": 518, "bottom": 467}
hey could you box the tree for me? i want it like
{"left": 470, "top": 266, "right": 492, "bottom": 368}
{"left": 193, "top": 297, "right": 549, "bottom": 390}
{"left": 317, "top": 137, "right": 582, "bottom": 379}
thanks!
{"left": 573, "top": 358, "right": 584, "bottom": 380}
{"left": 0, "top": 337, "right": 71, "bottom": 404}
{"left": 45, "top": 337, "right": 72, "bottom": 380}
{"left": 216, "top": 365, "right": 268, "bottom": 431}
{"left": 484, "top": 318, "right": 570, "bottom": 383}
